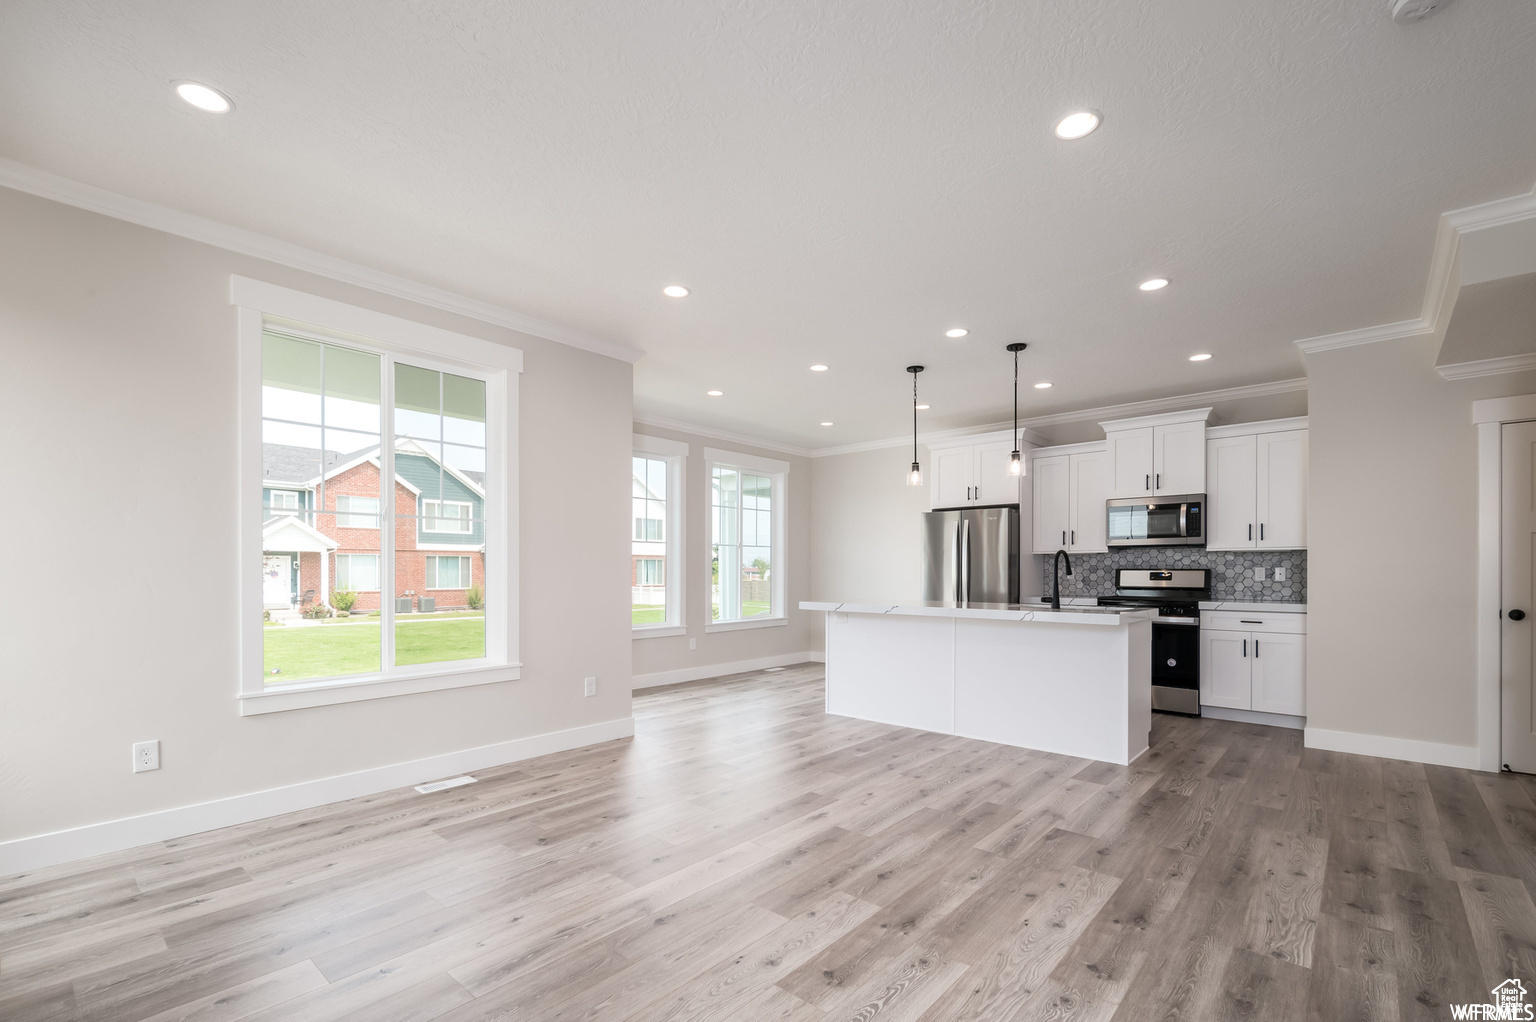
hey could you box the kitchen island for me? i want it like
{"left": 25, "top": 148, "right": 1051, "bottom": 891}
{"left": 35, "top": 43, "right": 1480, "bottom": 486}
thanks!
{"left": 801, "top": 601, "right": 1154, "bottom": 765}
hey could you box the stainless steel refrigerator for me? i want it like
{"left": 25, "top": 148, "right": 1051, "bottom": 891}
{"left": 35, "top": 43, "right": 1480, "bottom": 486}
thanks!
{"left": 921, "top": 506, "right": 1020, "bottom": 604}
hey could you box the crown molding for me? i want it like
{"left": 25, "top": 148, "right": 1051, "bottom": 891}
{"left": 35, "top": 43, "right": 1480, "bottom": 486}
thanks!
{"left": 1437, "top": 352, "right": 1536, "bottom": 381}
{"left": 807, "top": 377, "right": 1307, "bottom": 459}
{"left": 1293, "top": 318, "right": 1435, "bottom": 354}
{"left": 0, "top": 158, "right": 643, "bottom": 365}
{"left": 633, "top": 414, "right": 816, "bottom": 459}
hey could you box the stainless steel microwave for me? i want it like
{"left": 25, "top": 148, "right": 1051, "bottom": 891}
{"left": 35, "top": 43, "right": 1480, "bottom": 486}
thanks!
{"left": 1106, "top": 494, "right": 1205, "bottom": 547}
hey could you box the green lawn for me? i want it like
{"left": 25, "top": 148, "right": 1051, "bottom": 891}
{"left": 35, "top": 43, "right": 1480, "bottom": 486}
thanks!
{"left": 710, "top": 601, "right": 773, "bottom": 620}
{"left": 263, "top": 616, "right": 485, "bottom": 681}
{"left": 632, "top": 604, "right": 666, "bottom": 625}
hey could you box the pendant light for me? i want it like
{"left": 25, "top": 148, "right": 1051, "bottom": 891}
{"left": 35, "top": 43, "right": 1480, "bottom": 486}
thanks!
{"left": 1007, "top": 343, "right": 1028, "bottom": 476}
{"left": 906, "top": 365, "right": 925, "bottom": 486}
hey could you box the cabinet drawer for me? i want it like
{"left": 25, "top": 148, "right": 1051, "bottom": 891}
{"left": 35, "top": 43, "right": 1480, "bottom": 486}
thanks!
{"left": 1201, "top": 610, "right": 1306, "bottom": 635}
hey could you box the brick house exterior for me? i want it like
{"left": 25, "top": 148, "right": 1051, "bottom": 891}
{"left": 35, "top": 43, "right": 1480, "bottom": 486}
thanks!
{"left": 264, "top": 440, "right": 485, "bottom": 612}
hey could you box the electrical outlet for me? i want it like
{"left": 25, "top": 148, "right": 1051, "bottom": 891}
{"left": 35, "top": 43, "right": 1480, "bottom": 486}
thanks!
{"left": 689, "top": 638, "right": 697, "bottom": 651}
{"left": 1273, "top": 566, "right": 1287, "bottom": 581}
{"left": 1253, "top": 567, "right": 1266, "bottom": 582}
{"left": 132, "top": 740, "right": 160, "bottom": 773}
{"left": 583, "top": 676, "right": 597, "bottom": 698}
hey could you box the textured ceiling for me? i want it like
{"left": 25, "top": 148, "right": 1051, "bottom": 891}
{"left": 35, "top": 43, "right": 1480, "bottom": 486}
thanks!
{"left": 3, "top": 0, "right": 1536, "bottom": 448}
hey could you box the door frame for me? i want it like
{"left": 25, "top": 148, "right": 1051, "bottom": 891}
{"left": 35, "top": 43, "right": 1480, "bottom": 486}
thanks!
{"left": 1473, "top": 394, "right": 1536, "bottom": 772}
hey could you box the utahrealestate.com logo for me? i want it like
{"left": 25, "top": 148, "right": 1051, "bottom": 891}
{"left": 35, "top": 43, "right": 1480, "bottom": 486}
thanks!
{"left": 1452, "top": 979, "right": 1535, "bottom": 1020}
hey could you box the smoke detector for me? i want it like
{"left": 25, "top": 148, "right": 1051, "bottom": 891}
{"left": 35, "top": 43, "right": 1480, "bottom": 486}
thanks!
{"left": 1391, "top": 0, "right": 1453, "bottom": 23}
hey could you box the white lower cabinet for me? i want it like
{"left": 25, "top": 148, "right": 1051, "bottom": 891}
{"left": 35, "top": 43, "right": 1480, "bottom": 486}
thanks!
{"left": 1199, "top": 613, "right": 1306, "bottom": 716}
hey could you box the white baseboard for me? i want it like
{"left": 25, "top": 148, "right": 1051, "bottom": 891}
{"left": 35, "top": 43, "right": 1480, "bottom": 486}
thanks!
{"left": 1201, "top": 706, "right": 1305, "bottom": 731}
{"left": 632, "top": 650, "right": 825, "bottom": 690}
{"left": 0, "top": 717, "right": 635, "bottom": 877}
{"left": 1304, "top": 726, "right": 1482, "bottom": 770}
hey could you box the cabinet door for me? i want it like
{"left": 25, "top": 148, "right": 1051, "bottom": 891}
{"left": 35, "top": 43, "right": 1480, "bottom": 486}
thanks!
{"left": 1257, "top": 430, "right": 1307, "bottom": 549}
{"left": 1068, "top": 449, "right": 1111, "bottom": 553}
{"left": 1153, "top": 421, "right": 1207, "bottom": 495}
{"left": 1200, "top": 630, "right": 1252, "bottom": 709}
{"left": 1251, "top": 632, "right": 1306, "bottom": 715}
{"left": 974, "top": 441, "right": 1023, "bottom": 506}
{"left": 1106, "top": 428, "right": 1154, "bottom": 498}
{"left": 931, "top": 447, "right": 974, "bottom": 508}
{"left": 1031, "top": 455, "right": 1070, "bottom": 553}
{"left": 1205, "top": 435, "right": 1258, "bottom": 550}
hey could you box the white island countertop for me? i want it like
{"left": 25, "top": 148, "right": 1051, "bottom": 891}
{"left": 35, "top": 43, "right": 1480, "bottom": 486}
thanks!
{"left": 799, "top": 601, "right": 1152, "bottom": 626}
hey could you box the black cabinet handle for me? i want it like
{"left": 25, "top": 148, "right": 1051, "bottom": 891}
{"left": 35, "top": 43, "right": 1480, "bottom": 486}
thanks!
{"left": 1061, "top": 530, "right": 1066, "bottom": 544}
{"left": 1242, "top": 639, "right": 1247, "bottom": 658}
{"left": 1145, "top": 474, "right": 1150, "bottom": 491}
{"left": 1255, "top": 640, "right": 1260, "bottom": 658}
{"left": 1070, "top": 530, "right": 1075, "bottom": 545}
{"left": 1511, "top": 609, "right": 1528, "bottom": 621}
{"left": 1248, "top": 524, "right": 1253, "bottom": 540}
{"left": 1260, "top": 523, "right": 1265, "bottom": 541}
{"left": 1156, "top": 473, "right": 1161, "bottom": 489}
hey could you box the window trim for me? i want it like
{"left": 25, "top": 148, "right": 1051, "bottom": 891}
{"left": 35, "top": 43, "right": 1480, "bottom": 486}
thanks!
{"left": 335, "top": 493, "right": 381, "bottom": 530}
{"left": 703, "top": 447, "right": 788, "bottom": 632}
{"left": 426, "top": 554, "right": 473, "bottom": 590}
{"left": 632, "top": 434, "right": 687, "bottom": 638}
{"left": 335, "top": 553, "right": 382, "bottom": 593}
{"left": 422, "top": 498, "right": 474, "bottom": 534}
{"left": 267, "top": 489, "right": 302, "bottom": 514}
{"left": 236, "top": 275, "right": 521, "bottom": 715}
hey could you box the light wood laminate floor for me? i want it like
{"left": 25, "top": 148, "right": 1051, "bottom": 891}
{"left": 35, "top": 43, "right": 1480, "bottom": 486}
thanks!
{"left": 5, "top": 664, "right": 1536, "bottom": 1021}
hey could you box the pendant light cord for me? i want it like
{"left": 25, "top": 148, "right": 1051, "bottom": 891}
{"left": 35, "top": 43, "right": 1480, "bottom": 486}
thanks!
{"left": 1013, "top": 347, "right": 1019, "bottom": 451}
{"left": 912, "top": 370, "right": 919, "bottom": 464}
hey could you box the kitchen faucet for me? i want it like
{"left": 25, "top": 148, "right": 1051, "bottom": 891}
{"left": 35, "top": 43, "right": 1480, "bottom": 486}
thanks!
{"left": 1051, "top": 549, "right": 1073, "bottom": 610}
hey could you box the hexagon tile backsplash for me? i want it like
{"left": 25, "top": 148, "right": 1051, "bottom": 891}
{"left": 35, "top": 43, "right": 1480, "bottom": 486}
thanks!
{"left": 1041, "top": 549, "right": 1306, "bottom": 603}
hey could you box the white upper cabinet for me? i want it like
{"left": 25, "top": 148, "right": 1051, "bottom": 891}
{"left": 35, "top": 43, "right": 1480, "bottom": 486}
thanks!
{"left": 931, "top": 447, "right": 974, "bottom": 508}
{"left": 975, "top": 441, "right": 1022, "bottom": 505}
{"left": 1031, "top": 454, "right": 1069, "bottom": 553}
{"left": 1257, "top": 430, "right": 1308, "bottom": 549}
{"left": 1153, "top": 420, "right": 1207, "bottom": 495}
{"left": 1068, "top": 449, "right": 1110, "bottom": 553}
{"left": 1205, "top": 425, "right": 1307, "bottom": 550}
{"left": 1100, "top": 409, "right": 1211, "bottom": 498}
{"left": 930, "top": 436, "right": 1026, "bottom": 509}
{"left": 1206, "top": 435, "right": 1259, "bottom": 548}
{"left": 1030, "top": 445, "right": 1108, "bottom": 553}
{"left": 1107, "top": 428, "right": 1155, "bottom": 498}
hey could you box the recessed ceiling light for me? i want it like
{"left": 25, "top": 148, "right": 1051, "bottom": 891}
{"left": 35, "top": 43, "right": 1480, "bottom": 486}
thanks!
{"left": 1034, "top": 382, "right": 1053, "bottom": 389}
{"left": 820, "top": 421, "right": 834, "bottom": 427}
{"left": 662, "top": 285, "right": 690, "bottom": 298}
{"left": 706, "top": 389, "right": 723, "bottom": 396}
{"left": 916, "top": 403, "right": 930, "bottom": 410}
{"left": 1189, "top": 353, "right": 1212, "bottom": 362}
{"left": 1054, "top": 110, "right": 1100, "bottom": 140}
{"left": 174, "top": 81, "right": 232, "bottom": 113}
{"left": 1139, "top": 277, "right": 1170, "bottom": 291}
{"left": 809, "top": 364, "right": 829, "bottom": 372}
{"left": 945, "top": 328, "right": 968, "bottom": 338}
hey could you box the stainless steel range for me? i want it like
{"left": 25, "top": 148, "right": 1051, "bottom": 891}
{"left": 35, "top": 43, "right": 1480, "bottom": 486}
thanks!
{"left": 1096, "top": 568, "right": 1209, "bottom": 716}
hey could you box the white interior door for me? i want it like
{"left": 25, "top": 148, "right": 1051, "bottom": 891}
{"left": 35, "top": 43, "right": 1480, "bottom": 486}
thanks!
{"left": 263, "top": 554, "right": 293, "bottom": 608}
{"left": 1502, "top": 421, "right": 1536, "bottom": 773}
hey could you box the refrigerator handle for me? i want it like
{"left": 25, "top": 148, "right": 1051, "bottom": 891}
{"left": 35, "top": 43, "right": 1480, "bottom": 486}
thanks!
{"left": 959, "top": 518, "right": 971, "bottom": 603}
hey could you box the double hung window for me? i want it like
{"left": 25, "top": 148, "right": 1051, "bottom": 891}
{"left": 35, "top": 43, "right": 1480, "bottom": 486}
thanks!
{"left": 632, "top": 435, "right": 686, "bottom": 634}
{"left": 705, "top": 448, "right": 787, "bottom": 629}
{"left": 237, "top": 276, "right": 519, "bottom": 714}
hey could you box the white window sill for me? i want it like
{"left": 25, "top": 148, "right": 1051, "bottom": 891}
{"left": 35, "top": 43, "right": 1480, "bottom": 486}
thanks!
{"left": 239, "top": 662, "right": 520, "bottom": 715}
{"left": 632, "top": 624, "right": 687, "bottom": 639}
{"left": 706, "top": 616, "right": 787, "bottom": 633}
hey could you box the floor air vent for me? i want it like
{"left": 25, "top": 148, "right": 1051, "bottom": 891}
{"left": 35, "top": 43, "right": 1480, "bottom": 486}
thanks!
{"left": 415, "top": 775, "right": 477, "bottom": 794}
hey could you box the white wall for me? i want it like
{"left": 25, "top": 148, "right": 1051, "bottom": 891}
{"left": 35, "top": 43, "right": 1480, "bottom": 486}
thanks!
{"left": 0, "top": 187, "right": 634, "bottom": 850}
{"left": 1305, "top": 335, "right": 1536, "bottom": 753}
{"left": 631, "top": 423, "right": 818, "bottom": 685}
